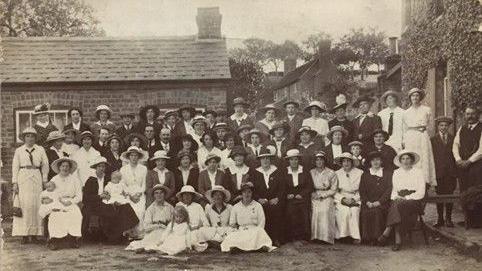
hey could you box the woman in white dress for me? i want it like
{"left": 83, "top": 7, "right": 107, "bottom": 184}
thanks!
{"left": 199, "top": 185, "right": 233, "bottom": 245}
{"left": 126, "top": 184, "right": 174, "bottom": 252}
{"left": 310, "top": 151, "right": 338, "bottom": 244}
{"left": 120, "top": 146, "right": 148, "bottom": 232}
{"left": 71, "top": 131, "right": 101, "bottom": 186}
{"left": 402, "top": 88, "right": 436, "bottom": 187}
{"left": 12, "top": 127, "right": 50, "bottom": 244}
{"left": 197, "top": 131, "right": 222, "bottom": 171}
{"left": 47, "top": 157, "right": 83, "bottom": 250}
{"left": 221, "top": 182, "right": 275, "bottom": 253}
{"left": 302, "top": 101, "right": 329, "bottom": 145}
{"left": 334, "top": 152, "right": 363, "bottom": 244}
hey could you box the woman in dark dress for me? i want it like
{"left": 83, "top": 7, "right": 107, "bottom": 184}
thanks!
{"left": 224, "top": 145, "right": 256, "bottom": 203}
{"left": 172, "top": 150, "right": 200, "bottom": 196}
{"left": 82, "top": 157, "right": 139, "bottom": 244}
{"left": 32, "top": 103, "right": 58, "bottom": 145}
{"left": 103, "top": 134, "right": 124, "bottom": 177}
{"left": 296, "top": 126, "right": 322, "bottom": 170}
{"left": 137, "top": 105, "right": 162, "bottom": 137}
{"left": 365, "top": 129, "right": 398, "bottom": 171}
{"left": 322, "top": 126, "right": 349, "bottom": 170}
{"left": 359, "top": 151, "right": 393, "bottom": 245}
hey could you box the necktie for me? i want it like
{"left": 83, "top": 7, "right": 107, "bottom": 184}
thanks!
{"left": 388, "top": 112, "right": 394, "bottom": 136}
{"left": 443, "top": 134, "right": 448, "bottom": 145}
{"left": 255, "top": 148, "right": 259, "bottom": 156}
{"left": 26, "top": 148, "right": 35, "bottom": 165}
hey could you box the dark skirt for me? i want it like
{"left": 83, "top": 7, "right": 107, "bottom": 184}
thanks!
{"left": 285, "top": 200, "right": 310, "bottom": 242}
{"left": 360, "top": 205, "right": 388, "bottom": 241}
{"left": 263, "top": 203, "right": 284, "bottom": 244}
{"left": 436, "top": 176, "right": 456, "bottom": 194}
{"left": 386, "top": 199, "right": 421, "bottom": 234}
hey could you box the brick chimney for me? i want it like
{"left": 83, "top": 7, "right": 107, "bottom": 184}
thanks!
{"left": 284, "top": 57, "right": 297, "bottom": 74}
{"left": 196, "top": 7, "right": 222, "bottom": 39}
{"left": 388, "top": 37, "right": 398, "bottom": 55}
{"left": 318, "top": 39, "right": 331, "bottom": 64}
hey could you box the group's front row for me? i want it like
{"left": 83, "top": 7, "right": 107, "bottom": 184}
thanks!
{"left": 38, "top": 142, "right": 426, "bottom": 254}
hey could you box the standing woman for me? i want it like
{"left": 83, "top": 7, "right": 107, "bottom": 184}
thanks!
{"left": 378, "top": 150, "right": 425, "bottom": 251}
{"left": 402, "top": 88, "right": 437, "bottom": 187}
{"left": 32, "top": 103, "right": 58, "bottom": 145}
{"left": 328, "top": 102, "right": 354, "bottom": 144}
{"left": 334, "top": 153, "right": 363, "bottom": 244}
{"left": 283, "top": 149, "right": 314, "bottom": 242}
{"left": 47, "top": 157, "right": 83, "bottom": 250}
{"left": 71, "top": 131, "right": 101, "bottom": 186}
{"left": 377, "top": 90, "right": 404, "bottom": 152}
{"left": 255, "top": 104, "right": 280, "bottom": 141}
{"left": 225, "top": 146, "right": 255, "bottom": 203}
{"left": 228, "top": 97, "right": 254, "bottom": 131}
{"left": 359, "top": 151, "right": 393, "bottom": 245}
{"left": 145, "top": 150, "right": 176, "bottom": 207}
{"left": 90, "top": 105, "right": 116, "bottom": 138}
{"left": 103, "top": 134, "right": 124, "bottom": 173}
{"left": 323, "top": 126, "right": 349, "bottom": 170}
{"left": 62, "top": 128, "right": 80, "bottom": 156}
{"left": 310, "top": 151, "right": 338, "bottom": 245}
{"left": 302, "top": 101, "right": 329, "bottom": 146}
{"left": 64, "top": 108, "right": 90, "bottom": 133}
{"left": 137, "top": 105, "right": 161, "bottom": 137}
{"left": 191, "top": 116, "right": 208, "bottom": 147}
{"left": 12, "top": 127, "right": 50, "bottom": 244}
{"left": 297, "top": 126, "right": 322, "bottom": 170}
{"left": 197, "top": 131, "right": 222, "bottom": 171}
{"left": 173, "top": 150, "right": 200, "bottom": 196}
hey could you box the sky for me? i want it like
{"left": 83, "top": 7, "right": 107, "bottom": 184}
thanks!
{"left": 85, "top": 0, "right": 402, "bottom": 48}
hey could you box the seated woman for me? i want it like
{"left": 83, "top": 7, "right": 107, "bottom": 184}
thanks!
{"left": 199, "top": 185, "right": 233, "bottom": 245}
{"left": 378, "top": 150, "right": 425, "bottom": 251}
{"left": 173, "top": 150, "right": 200, "bottom": 196}
{"left": 103, "top": 134, "right": 124, "bottom": 175}
{"left": 323, "top": 126, "right": 349, "bottom": 170}
{"left": 175, "top": 185, "right": 210, "bottom": 244}
{"left": 359, "top": 151, "right": 393, "bottom": 245}
{"left": 82, "top": 157, "right": 139, "bottom": 244}
{"left": 225, "top": 145, "right": 256, "bottom": 203}
{"left": 365, "top": 129, "right": 398, "bottom": 171}
{"left": 219, "top": 133, "right": 238, "bottom": 171}
{"left": 126, "top": 184, "right": 174, "bottom": 252}
{"left": 334, "top": 152, "right": 363, "bottom": 244}
{"left": 47, "top": 158, "right": 83, "bottom": 250}
{"left": 145, "top": 150, "right": 176, "bottom": 207}
{"left": 310, "top": 151, "right": 338, "bottom": 245}
{"left": 283, "top": 149, "right": 314, "bottom": 242}
{"left": 197, "top": 131, "right": 222, "bottom": 171}
{"left": 221, "top": 182, "right": 275, "bottom": 253}
{"left": 297, "top": 126, "right": 322, "bottom": 170}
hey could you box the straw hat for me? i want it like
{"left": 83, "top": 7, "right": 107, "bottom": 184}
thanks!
{"left": 304, "top": 101, "right": 327, "bottom": 113}
{"left": 407, "top": 88, "right": 426, "bottom": 100}
{"left": 191, "top": 116, "right": 208, "bottom": 127}
{"left": 314, "top": 151, "right": 328, "bottom": 159}
{"left": 33, "top": 103, "right": 50, "bottom": 115}
{"left": 151, "top": 184, "right": 171, "bottom": 197}
{"left": 330, "top": 102, "right": 348, "bottom": 114}
{"left": 121, "top": 146, "right": 146, "bottom": 160}
{"left": 353, "top": 95, "right": 375, "bottom": 108}
{"left": 229, "top": 145, "right": 248, "bottom": 159}
{"left": 269, "top": 121, "right": 290, "bottom": 135}
{"left": 257, "top": 147, "right": 276, "bottom": 159}
{"left": 236, "top": 124, "right": 253, "bottom": 134}
{"left": 434, "top": 116, "right": 453, "bottom": 125}
{"left": 45, "top": 131, "right": 66, "bottom": 143}
{"left": 205, "top": 185, "right": 231, "bottom": 203}
{"left": 176, "top": 185, "right": 202, "bottom": 201}
{"left": 150, "top": 150, "right": 170, "bottom": 161}
{"left": 163, "top": 110, "right": 178, "bottom": 119}
{"left": 259, "top": 103, "right": 281, "bottom": 115}
{"left": 51, "top": 157, "right": 78, "bottom": 174}
{"left": 77, "top": 131, "right": 95, "bottom": 144}
{"left": 348, "top": 141, "right": 364, "bottom": 148}
{"left": 327, "top": 125, "right": 348, "bottom": 140}
{"left": 334, "top": 152, "right": 357, "bottom": 165}
{"left": 372, "top": 129, "right": 390, "bottom": 141}
{"left": 89, "top": 156, "right": 110, "bottom": 169}
{"left": 285, "top": 149, "right": 302, "bottom": 159}
{"left": 20, "top": 127, "right": 37, "bottom": 141}
{"left": 297, "top": 126, "right": 318, "bottom": 138}
{"left": 232, "top": 97, "right": 249, "bottom": 107}
{"left": 380, "top": 90, "right": 400, "bottom": 104}
{"left": 283, "top": 101, "right": 300, "bottom": 108}
{"left": 204, "top": 153, "right": 221, "bottom": 165}
{"left": 95, "top": 105, "right": 112, "bottom": 119}
{"left": 393, "top": 150, "right": 420, "bottom": 167}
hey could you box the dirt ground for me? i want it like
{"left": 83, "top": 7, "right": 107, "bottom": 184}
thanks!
{"left": 1, "top": 235, "right": 481, "bottom": 271}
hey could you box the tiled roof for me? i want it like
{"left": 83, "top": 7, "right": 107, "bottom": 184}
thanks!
{"left": 0, "top": 36, "right": 231, "bottom": 83}
{"left": 273, "top": 59, "right": 316, "bottom": 90}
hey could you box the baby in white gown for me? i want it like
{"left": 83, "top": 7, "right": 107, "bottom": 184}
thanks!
{"left": 103, "top": 171, "right": 129, "bottom": 204}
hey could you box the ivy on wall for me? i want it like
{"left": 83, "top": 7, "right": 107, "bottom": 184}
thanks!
{"left": 401, "top": 0, "right": 482, "bottom": 111}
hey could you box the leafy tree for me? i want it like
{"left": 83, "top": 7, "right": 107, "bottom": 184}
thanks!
{"left": 301, "top": 32, "right": 332, "bottom": 61}
{"left": 0, "top": 0, "right": 104, "bottom": 37}
{"left": 228, "top": 57, "right": 266, "bottom": 108}
{"left": 267, "top": 40, "right": 303, "bottom": 72}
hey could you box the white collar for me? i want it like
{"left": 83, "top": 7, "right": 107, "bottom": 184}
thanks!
{"left": 287, "top": 166, "right": 303, "bottom": 174}
{"left": 248, "top": 143, "right": 261, "bottom": 150}
{"left": 154, "top": 167, "right": 167, "bottom": 173}
{"left": 256, "top": 165, "right": 277, "bottom": 175}
{"left": 178, "top": 166, "right": 192, "bottom": 172}
{"left": 229, "top": 164, "right": 249, "bottom": 175}
{"left": 369, "top": 167, "right": 383, "bottom": 177}
{"left": 299, "top": 142, "right": 314, "bottom": 148}
{"left": 230, "top": 113, "right": 247, "bottom": 121}
{"left": 260, "top": 118, "right": 275, "bottom": 128}
{"left": 96, "top": 120, "right": 113, "bottom": 125}
{"left": 50, "top": 146, "right": 63, "bottom": 153}
{"left": 36, "top": 121, "right": 49, "bottom": 128}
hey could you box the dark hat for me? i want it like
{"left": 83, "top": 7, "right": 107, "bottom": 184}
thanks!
{"left": 372, "top": 129, "right": 389, "bottom": 141}
{"left": 77, "top": 131, "right": 95, "bottom": 145}
{"left": 124, "top": 133, "right": 148, "bottom": 149}
{"left": 353, "top": 95, "right": 375, "bottom": 108}
{"left": 203, "top": 110, "right": 218, "bottom": 118}
{"left": 269, "top": 121, "right": 290, "bottom": 135}
{"left": 177, "top": 150, "right": 194, "bottom": 160}
{"left": 232, "top": 97, "right": 249, "bottom": 107}
{"left": 229, "top": 145, "right": 248, "bottom": 159}
{"left": 366, "top": 151, "right": 383, "bottom": 164}
{"left": 330, "top": 102, "right": 348, "bottom": 113}
{"left": 236, "top": 124, "right": 253, "bottom": 134}
{"left": 139, "top": 105, "right": 160, "bottom": 121}
{"left": 33, "top": 103, "right": 51, "bottom": 115}
{"left": 178, "top": 105, "right": 197, "bottom": 118}
{"left": 434, "top": 116, "right": 453, "bottom": 125}
{"left": 106, "top": 134, "right": 123, "bottom": 147}
{"left": 240, "top": 182, "right": 255, "bottom": 192}
{"left": 283, "top": 101, "right": 300, "bottom": 108}
{"left": 257, "top": 147, "right": 276, "bottom": 159}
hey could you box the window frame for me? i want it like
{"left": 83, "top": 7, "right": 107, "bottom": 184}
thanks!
{"left": 14, "top": 108, "right": 69, "bottom": 143}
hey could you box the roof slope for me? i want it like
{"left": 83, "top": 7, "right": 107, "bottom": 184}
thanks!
{"left": 0, "top": 36, "right": 231, "bottom": 83}
{"left": 273, "top": 59, "right": 316, "bottom": 90}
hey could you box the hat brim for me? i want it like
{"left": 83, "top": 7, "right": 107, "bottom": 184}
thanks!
{"left": 304, "top": 105, "right": 326, "bottom": 113}
{"left": 327, "top": 128, "right": 348, "bottom": 139}
{"left": 205, "top": 188, "right": 231, "bottom": 203}
{"left": 90, "top": 161, "right": 110, "bottom": 169}
{"left": 353, "top": 97, "right": 375, "bottom": 108}
{"left": 329, "top": 103, "right": 348, "bottom": 113}
{"left": 204, "top": 156, "right": 221, "bottom": 166}
{"left": 408, "top": 89, "right": 426, "bottom": 100}
{"left": 77, "top": 133, "right": 95, "bottom": 145}
{"left": 149, "top": 155, "right": 170, "bottom": 161}
{"left": 45, "top": 135, "right": 66, "bottom": 143}
{"left": 285, "top": 154, "right": 302, "bottom": 159}
{"left": 95, "top": 109, "right": 112, "bottom": 119}
{"left": 394, "top": 151, "right": 420, "bottom": 167}
{"left": 283, "top": 101, "right": 300, "bottom": 108}
{"left": 121, "top": 149, "right": 146, "bottom": 160}
{"left": 269, "top": 125, "right": 290, "bottom": 135}
{"left": 334, "top": 156, "right": 356, "bottom": 166}
{"left": 176, "top": 190, "right": 202, "bottom": 201}
{"left": 151, "top": 185, "right": 172, "bottom": 197}
{"left": 51, "top": 158, "right": 78, "bottom": 174}
{"left": 297, "top": 130, "right": 318, "bottom": 138}
{"left": 20, "top": 131, "right": 38, "bottom": 141}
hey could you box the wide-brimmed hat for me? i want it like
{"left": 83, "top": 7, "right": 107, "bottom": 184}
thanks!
{"left": 330, "top": 102, "right": 348, "bottom": 114}
{"left": 285, "top": 149, "right": 302, "bottom": 159}
{"left": 229, "top": 145, "right": 248, "bottom": 159}
{"left": 283, "top": 101, "right": 300, "bottom": 108}
{"left": 240, "top": 182, "right": 255, "bottom": 192}
{"left": 334, "top": 152, "right": 357, "bottom": 165}
{"left": 348, "top": 141, "right": 364, "bottom": 148}
{"left": 20, "top": 127, "right": 37, "bottom": 141}
{"left": 247, "top": 128, "right": 266, "bottom": 139}
{"left": 62, "top": 128, "right": 79, "bottom": 136}
{"left": 205, "top": 185, "right": 231, "bottom": 203}
{"left": 51, "top": 157, "right": 78, "bottom": 174}
{"left": 259, "top": 103, "right": 281, "bottom": 115}
{"left": 177, "top": 150, "right": 194, "bottom": 160}
{"left": 236, "top": 124, "right": 253, "bottom": 134}
{"left": 213, "top": 122, "right": 229, "bottom": 131}
{"left": 176, "top": 185, "right": 202, "bottom": 201}
{"left": 124, "top": 133, "right": 148, "bottom": 149}
{"left": 304, "top": 101, "right": 327, "bottom": 113}
{"left": 372, "top": 129, "right": 390, "bottom": 141}
{"left": 394, "top": 150, "right": 420, "bottom": 167}
{"left": 151, "top": 184, "right": 171, "bottom": 197}
{"left": 269, "top": 121, "right": 290, "bottom": 135}
{"left": 33, "top": 103, "right": 51, "bottom": 115}
{"left": 327, "top": 125, "right": 348, "bottom": 140}
{"left": 365, "top": 151, "right": 383, "bottom": 164}
{"left": 314, "top": 151, "right": 328, "bottom": 159}
{"left": 407, "top": 88, "right": 426, "bottom": 100}
{"left": 121, "top": 146, "right": 146, "bottom": 160}
{"left": 380, "top": 90, "right": 400, "bottom": 104}
{"left": 77, "top": 131, "right": 95, "bottom": 144}
{"left": 178, "top": 105, "right": 197, "bottom": 117}
{"left": 150, "top": 150, "right": 170, "bottom": 161}
{"left": 353, "top": 95, "right": 375, "bottom": 108}
{"left": 106, "top": 134, "right": 123, "bottom": 147}
{"left": 89, "top": 156, "right": 110, "bottom": 169}
{"left": 95, "top": 105, "right": 112, "bottom": 119}
{"left": 232, "top": 97, "right": 249, "bottom": 107}
{"left": 202, "top": 109, "right": 218, "bottom": 118}
{"left": 45, "top": 131, "right": 66, "bottom": 143}
{"left": 297, "top": 126, "right": 318, "bottom": 138}
{"left": 163, "top": 110, "right": 178, "bottom": 119}
{"left": 257, "top": 147, "right": 276, "bottom": 159}
{"left": 139, "top": 105, "right": 160, "bottom": 121}
{"left": 120, "top": 112, "right": 135, "bottom": 119}
{"left": 204, "top": 153, "right": 221, "bottom": 165}
{"left": 192, "top": 116, "right": 208, "bottom": 127}
{"left": 434, "top": 116, "right": 453, "bottom": 125}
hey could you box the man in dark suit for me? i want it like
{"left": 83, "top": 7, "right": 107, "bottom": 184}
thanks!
{"left": 144, "top": 124, "right": 161, "bottom": 169}
{"left": 431, "top": 116, "right": 457, "bottom": 228}
{"left": 352, "top": 95, "right": 382, "bottom": 147}
{"left": 64, "top": 107, "right": 90, "bottom": 133}
{"left": 227, "top": 97, "right": 254, "bottom": 131}
{"left": 115, "top": 113, "right": 137, "bottom": 139}
{"left": 93, "top": 127, "right": 110, "bottom": 157}
{"left": 283, "top": 101, "right": 305, "bottom": 144}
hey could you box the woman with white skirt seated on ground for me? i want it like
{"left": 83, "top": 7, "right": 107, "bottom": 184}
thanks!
{"left": 47, "top": 157, "right": 83, "bottom": 250}
{"left": 199, "top": 185, "right": 233, "bottom": 245}
{"left": 125, "top": 184, "right": 174, "bottom": 253}
{"left": 221, "top": 182, "right": 275, "bottom": 253}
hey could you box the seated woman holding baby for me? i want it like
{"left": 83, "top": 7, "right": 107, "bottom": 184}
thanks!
{"left": 82, "top": 156, "right": 139, "bottom": 244}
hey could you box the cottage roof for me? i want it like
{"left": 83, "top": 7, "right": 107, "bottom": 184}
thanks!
{"left": 273, "top": 59, "right": 316, "bottom": 90}
{"left": 0, "top": 36, "right": 230, "bottom": 83}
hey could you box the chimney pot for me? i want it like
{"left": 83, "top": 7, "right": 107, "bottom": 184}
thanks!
{"left": 196, "top": 7, "right": 222, "bottom": 39}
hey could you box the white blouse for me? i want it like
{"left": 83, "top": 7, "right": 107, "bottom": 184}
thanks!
{"left": 229, "top": 200, "right": 265, "bottom": 228}
{"left": 205, "top": 203, "right": 232, "bottom": 227}
{"left": 334, "top": 167, "right": 363, "bottom": 203}
{"left": 256, "top": 166, "right": 277, "bottom": 188}
{"left": 71, "top": 147, "right": 101, "bottom": 186}
{"left": 302, "top": 117, "right": 329, "bottom": 136}
{"left": 391, "top": 167, "right": 426, "bottom": 200}
{"left": 229, "top": 165, "right": 250, "bottom": 190}
{"left": 120, "top": 163, "right": 148, "bottom": 193}
{"left": 176, "top": 202, "right": 209, "bottom": 229}
{"left": 287, "top": 166, "right": 303, "bottom": 187}
{"left": 402, "top": 105, "right": 431, "bottom": 129}
{"left": 50, "top": 173, "right": 82, "bottom": 204}
{"left": 197, "top": 146, "right": 222, "bottom": 170}
{"left": 12, "top": 144, "right": 49, "bottom": 183}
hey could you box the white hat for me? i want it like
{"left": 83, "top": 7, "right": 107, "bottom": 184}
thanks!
{"left": 51, "top": 157, "right": 78, "bottom": 174}
{"left": 89, "top": 156, "right": 110, "bottom": 169}
{"left": 149, "top": 150, "right": 170, "bottom": 161}
{"left": 394, "top": 150, "right": 420, "bottom": 167}
{"left": 205, "top": 185, "right": 231, "bottom": 203}
{"left": 304, "top": 101, "right": 327, "bottom": 113}
{"left": 151, "top": 184, "right": 172, "bottom": 197}
{"left": 407, "top": 88, "right": 426, "bottom": 100}
{"left": 176, "top": 185, "right": 202, "bottom": 201}
{"left": 20, "top": 127, "right": 37, "bottom": 141}
{"left": 334, "top": 152, "right": 357, "bottom": 165}
{"left": 45, "top": 131, "right": 66, "bottom": 143}
{"left": 285, "top": 149, "right": 302, "bottom": 159}
{"left": 121, "top": 146, "right": 145, "bottom": 160}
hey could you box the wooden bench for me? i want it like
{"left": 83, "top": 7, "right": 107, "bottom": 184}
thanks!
{"left": 424, "top": 194, "right": 472, "bottom": 229}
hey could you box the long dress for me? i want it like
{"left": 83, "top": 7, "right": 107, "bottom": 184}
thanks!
{"left": 176, "top": 201, "right": 210, "bottom": 243}
{"left": 11, "top": 144, "right": 49, "bottom": 236}
{"left": 153, "top": 222, "right": 192, "bottom": 255}
{"left": 198, "top": 203, "right": 233, "bottom": 242}
{"left": 220, "top": 200, "right": 274, "bottom": 252}
{"left": 402, "top": 105, "right": 436, "bottom": 186}
{"left": 310, "top": 168, "right": 338, "bottom": 244}
{"left": 378, "top": 106, "right": 405, "bottom": 152}
{"left": 48, "top": 173, "right": 83, "bottom": 238}
{"left": 334, "top": 167, "right": 363, "bottom": 240}
{"left": 359, "top": 168, "right": 392, "bottom": 242}
{"left": 71, "top": 146, "right": 101, "bottom": 186}
{"left": 125, "top": 201, "right": 174, "bottom": 250}
{"left": 120, "top": 163, "right": 148, "bottom": 223}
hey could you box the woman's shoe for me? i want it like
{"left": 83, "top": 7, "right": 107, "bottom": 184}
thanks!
{"left": 48, "top": 239, "right": 59, "bottom": 251}
{"left": 433, "top": 220, "right": 444, "bottom": 228}
{"left": 391, "top": 244, "right": 401, "bottom": 251}
{"left": 446, "top": 220, "right": 454, "bottom": 228}
{"left": 377, "top": 235, "right": 388, "bottom": 246}
{"left": 71, "top": 238, "right": 81, "bottom": 249}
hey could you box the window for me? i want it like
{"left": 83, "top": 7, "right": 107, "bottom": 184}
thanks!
{"left": 15, "top": 109, "right": 68, "bottom": 143}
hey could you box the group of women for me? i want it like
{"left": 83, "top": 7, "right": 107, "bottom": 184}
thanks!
{"left": 11, "top": 87, "right": 436, "bottom": 253}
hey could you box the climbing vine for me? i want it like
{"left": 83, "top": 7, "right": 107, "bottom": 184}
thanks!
{"left": 401, "top": 0, "right": 482, "bottom": 111}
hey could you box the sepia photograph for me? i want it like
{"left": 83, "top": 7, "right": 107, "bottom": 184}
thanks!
{"left": 0, "top": 0, "right": 481, "bottom": 270}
